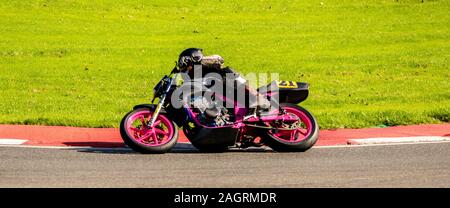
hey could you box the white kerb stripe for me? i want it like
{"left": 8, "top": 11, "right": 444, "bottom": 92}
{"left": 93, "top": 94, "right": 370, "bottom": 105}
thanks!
{"left": 0, "top": 139, "right": 28, "bottom": 145}
{"left": 347, "top": 136, "right": 450, "bottom": 145}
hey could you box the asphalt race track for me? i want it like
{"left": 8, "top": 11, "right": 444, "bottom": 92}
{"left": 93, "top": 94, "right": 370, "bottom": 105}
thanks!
{"left": 0, "top": 142, "right": 449, "bottom": 188}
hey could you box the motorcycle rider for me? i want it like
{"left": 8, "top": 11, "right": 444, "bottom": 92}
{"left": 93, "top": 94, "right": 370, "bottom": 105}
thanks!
{"left": 176, "top": 48, "right": 271, "bottom": 114}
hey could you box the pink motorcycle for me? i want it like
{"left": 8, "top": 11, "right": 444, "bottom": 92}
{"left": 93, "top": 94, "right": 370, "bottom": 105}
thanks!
{"left": 120, "top": 67, "right": 319, "bottom": 153}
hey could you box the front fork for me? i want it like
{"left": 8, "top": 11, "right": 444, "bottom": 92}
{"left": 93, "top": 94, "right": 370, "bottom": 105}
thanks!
{"left": 149, "top": 98, "right": 164, "bottom": 127}
{"left": 148, "top": 74, "right": 178, "bottom": 127}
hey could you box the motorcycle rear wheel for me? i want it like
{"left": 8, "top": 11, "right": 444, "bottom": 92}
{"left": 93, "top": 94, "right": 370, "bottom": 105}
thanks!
{"left": 262, "top": 103, "right": 319, "bottom": 152}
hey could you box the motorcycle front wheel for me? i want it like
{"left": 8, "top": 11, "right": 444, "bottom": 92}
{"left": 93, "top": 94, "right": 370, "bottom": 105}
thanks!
{"left": 262, "top": 103, "right": 319, "bottom": 152}
{"left": 120, "top": 108, "right": 178, "bottom": 154}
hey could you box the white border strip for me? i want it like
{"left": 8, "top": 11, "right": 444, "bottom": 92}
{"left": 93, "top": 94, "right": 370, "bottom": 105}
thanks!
{"left": 1, "top": 140, "right": 450, "bottom": 151}
{"left": 315, "top": 140, "right": 450, "bottom": 149}
{"left": 0, "top": 139, "right": 28, "bottom": 145}
{"left": 347, "top": 136, "right": 450, "bottom": 145}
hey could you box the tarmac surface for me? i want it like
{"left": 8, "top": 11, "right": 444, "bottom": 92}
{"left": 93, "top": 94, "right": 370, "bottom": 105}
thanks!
{"left": 1, "top": 142, "right": 449, "bottom": 188}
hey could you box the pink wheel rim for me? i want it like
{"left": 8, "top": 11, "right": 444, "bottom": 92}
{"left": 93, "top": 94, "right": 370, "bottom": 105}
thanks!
{"left": 125, "top": 109, "right": 175, "bottom": 147}
{"left": 267, "top": 106, "right": 313, "bottom": 143}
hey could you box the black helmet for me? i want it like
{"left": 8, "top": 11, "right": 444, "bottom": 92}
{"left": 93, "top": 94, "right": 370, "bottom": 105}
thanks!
{"left": 178, "top": 48, "right": 204, "bottom": 68}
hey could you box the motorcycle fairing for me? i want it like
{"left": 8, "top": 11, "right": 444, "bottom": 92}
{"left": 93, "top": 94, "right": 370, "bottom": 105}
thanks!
{"left": 187, "top": 126, "right": 239, "bottom": 147}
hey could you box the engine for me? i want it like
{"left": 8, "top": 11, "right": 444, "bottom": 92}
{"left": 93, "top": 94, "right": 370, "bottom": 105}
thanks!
{"left": 190, "top": 96, "right": 230, "bottom": 127}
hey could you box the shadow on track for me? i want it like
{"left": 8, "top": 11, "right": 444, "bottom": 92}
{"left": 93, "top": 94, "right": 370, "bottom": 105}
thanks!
{"left": 67, "top": 143, "right": 273, "bottom": 154}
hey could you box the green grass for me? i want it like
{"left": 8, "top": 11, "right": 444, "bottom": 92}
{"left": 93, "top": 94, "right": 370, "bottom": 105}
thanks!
{"left": 0, "top": 0, "right": 449, "bottom": 129}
